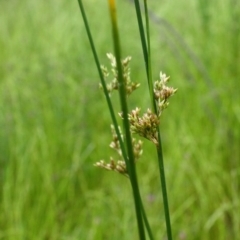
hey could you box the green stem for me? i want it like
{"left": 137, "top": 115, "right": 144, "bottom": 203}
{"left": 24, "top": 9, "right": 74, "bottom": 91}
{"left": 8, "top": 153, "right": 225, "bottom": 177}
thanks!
{"left": 143, "top": 1, "right": 173, "bottom": 238}
{"left": 143, "top": 0, "right": 156, "bottom": 113}
{"left": 77, "top": 0, "right": 128, "bottom": 163}
{"left": 133, "top": 0, "right": 149, "bottom": 78}
{"left": 156, "top": 132, "right": 173, "bottom": 240}
{"left": 140, "top": 199, "right": 154, "bottom": 240}
{"left": 108, "top": 0, "right": 146, "bottom": 239}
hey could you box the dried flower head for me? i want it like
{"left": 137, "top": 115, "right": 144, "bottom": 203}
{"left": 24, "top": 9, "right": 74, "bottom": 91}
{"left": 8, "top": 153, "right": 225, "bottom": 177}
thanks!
{"left": 128, "top": 108, "right": 159, "bottom": 145}
{"left": 94, "top": 158, "right": 128, "bottom": 177}
{"left": 109, "top": 124, "right": 123, "bottom": 157}
{"left": 132, "top": 138, "right": 143, "bottom": 160}
{"left": 97, "top": 54, "right": 177, "bottom": 173}
{"left": 154, "top": 72, "right": 177, "bottom": 116}
{"left": 100, "top": 53, "right": 140, "bottom": 95}
{"left": 94, "top": 125, "right": 143, "bottom": 176}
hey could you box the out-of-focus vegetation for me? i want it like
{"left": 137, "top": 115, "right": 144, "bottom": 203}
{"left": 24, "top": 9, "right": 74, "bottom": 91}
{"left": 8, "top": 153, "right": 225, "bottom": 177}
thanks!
{"left": 0, "top": 0, "right": 239, "bottom": 239}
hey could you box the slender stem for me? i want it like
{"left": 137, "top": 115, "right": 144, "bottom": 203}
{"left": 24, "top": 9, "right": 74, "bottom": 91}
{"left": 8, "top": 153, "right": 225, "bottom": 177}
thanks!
{"left": 108, "top": 0, "right": 146, "bottom": 239}
{"left": 156, "top": 132, "right": 173, "bottom": 240}
{"left": 133, "top": 0, "right": 149, "bottom": 78}
{"left": 77, "top": 0, "right": 128, "bottom": 163}
{"left": 140, "top": 199, "right": 154, "bottom": 240}
{"left": 143, "top": 0, "right": 156, "bottom": 113}
{"left": 143, "top": 1, "right": 173, "bottom": 239}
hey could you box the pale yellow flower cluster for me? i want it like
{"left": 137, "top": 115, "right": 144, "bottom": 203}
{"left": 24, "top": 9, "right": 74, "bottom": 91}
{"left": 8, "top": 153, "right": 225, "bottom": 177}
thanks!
{"left": 95, "top": 55, "right": 177, "bottom": 174}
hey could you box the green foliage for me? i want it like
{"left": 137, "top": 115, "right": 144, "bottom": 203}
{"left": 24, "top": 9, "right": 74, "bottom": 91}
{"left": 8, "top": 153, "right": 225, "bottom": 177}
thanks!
{"left": 0, "top": 0, "right": 239, "bottom": 239}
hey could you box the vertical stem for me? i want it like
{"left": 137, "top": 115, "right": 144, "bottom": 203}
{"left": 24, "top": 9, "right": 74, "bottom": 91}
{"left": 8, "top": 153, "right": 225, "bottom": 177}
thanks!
{"left": 143, "top": 1, "right": 173, "bottom": 238}
{"left": 133, "top": 0, "right": 149, "bottom": 77}
{"left": 108, "top": 0, "right": 146, "bottom": 239}
{"left": 143, "top": 0, "right": 156, "bottom": 113}
{"left": 140, "top": 198, "right": 154, "bottom": 240}
{"left": 77, "top": 0, "right": 127, "bottom": 165}
{"left": 156, "top": 132, "right": 173, "bottom": 240}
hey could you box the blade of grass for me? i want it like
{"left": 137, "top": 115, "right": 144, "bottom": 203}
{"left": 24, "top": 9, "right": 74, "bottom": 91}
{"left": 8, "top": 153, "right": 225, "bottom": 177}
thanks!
{"left": 77, "top": 0, "right": 127, "bottom": 162}
{"left": 156, "top": 133, "right": 173, "bottom": 240}
{"left": 143, "top": 0, "right": 155, "bottom": 113}
{"left": 108, "top": 0, "right": 146, "bottom": 239}
{"left": 140, "top": 198, "right": 154, "bottom": 240}
{"left": 132, "top": 0, "right": 149, "bottom": 80}
{"left": 143, "top": 1, "right": 173, "bottom": 239}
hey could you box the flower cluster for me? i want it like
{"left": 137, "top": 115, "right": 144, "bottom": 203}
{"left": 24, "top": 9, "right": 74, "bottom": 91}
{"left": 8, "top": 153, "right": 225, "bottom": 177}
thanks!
{"left": 154, "top": 72, "right": 177, "bottom": 117}
{"left": 94, "top": 125, "right": 143, "bottom": 176}
{"left": 96, "top": 54, "right": 177, "bottom": 173}
{"left": 109, "top": 124, "right": 123, "bottom": 157}
{"left": 128, "top": 108, "right": 159, "bottom": 145}
{"left": 120, "top": 72, "right": 177, "bottom": 145}
{"left": 94, "top": 158, "right": 128, "bottom": 177}
{"left": 100, "top": 53, "right": 140, "bottom": 95}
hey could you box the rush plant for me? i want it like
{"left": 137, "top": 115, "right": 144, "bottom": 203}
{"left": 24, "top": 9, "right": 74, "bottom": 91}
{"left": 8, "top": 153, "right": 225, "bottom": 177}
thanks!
{"left": 77, "top": 0, "right": 177, "bottom": 239}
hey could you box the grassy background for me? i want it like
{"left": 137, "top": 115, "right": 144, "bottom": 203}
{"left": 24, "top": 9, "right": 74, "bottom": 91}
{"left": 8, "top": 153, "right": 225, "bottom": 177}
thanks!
{"left": 0, "top": 0, "right": 239, "bottom": 239}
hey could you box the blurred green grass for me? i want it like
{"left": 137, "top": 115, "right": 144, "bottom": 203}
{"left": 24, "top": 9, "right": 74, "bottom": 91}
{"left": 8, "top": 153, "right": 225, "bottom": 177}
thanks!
{"left": 0, "top": 0, "right": 239, "bottom": 239}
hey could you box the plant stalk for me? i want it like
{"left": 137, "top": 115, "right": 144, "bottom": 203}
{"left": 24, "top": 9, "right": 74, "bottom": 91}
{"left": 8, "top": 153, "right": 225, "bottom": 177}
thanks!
{"left": 108, "top": 0, "right": 146, "bottom": 239}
